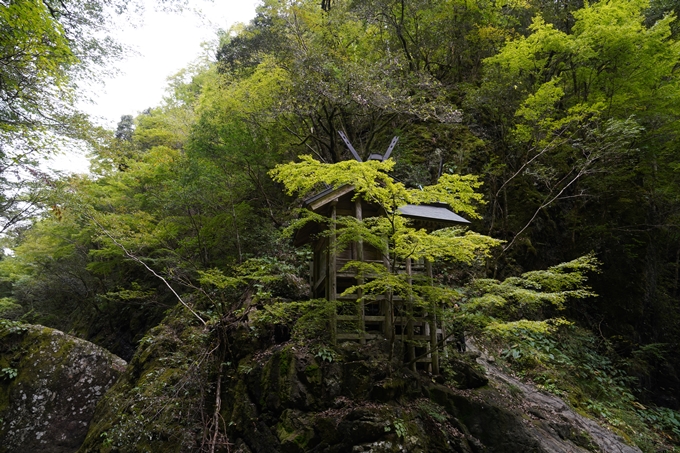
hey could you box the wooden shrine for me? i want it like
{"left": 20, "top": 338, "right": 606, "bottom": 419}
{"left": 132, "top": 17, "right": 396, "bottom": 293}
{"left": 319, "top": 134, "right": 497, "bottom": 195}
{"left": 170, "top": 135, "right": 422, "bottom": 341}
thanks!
{"left": 293, "top": 183, "right": 470, "bottom": 373}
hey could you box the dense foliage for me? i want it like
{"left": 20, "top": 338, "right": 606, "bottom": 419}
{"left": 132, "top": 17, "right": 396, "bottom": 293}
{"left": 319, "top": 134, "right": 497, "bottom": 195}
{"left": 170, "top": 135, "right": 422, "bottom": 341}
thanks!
{"left": 1, "top": 0, "right": 680, "bottom": 450}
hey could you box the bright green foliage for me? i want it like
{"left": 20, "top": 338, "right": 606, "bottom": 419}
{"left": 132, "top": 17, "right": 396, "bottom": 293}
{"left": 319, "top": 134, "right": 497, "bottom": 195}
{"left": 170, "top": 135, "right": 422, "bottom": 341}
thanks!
{"left": 470, "top": 4, "right": 680, "bottom": 410}
{"left": 0, "top": 0, "right": 79, "bottom": 231}
{"left": 470, "top": 254, "right": 599, "bottom": 312}
{"left": 487, "top": 0, "right": 680, "bottom": 122}
{"left": 274, "top": 155, "right": 487, "bottom": 222}
{"left": 272, "top": 156, "right": 406, "bottom": 206}
{"left": 2, "top": 2, "right": 680, "bottom": 447}
{"left": 271, "top": 155, "right": 487, "bottom": 220}
{"left": 271, "top": 157, "right": 604, "bottom": 353}
{"left": 460, "top": 254, "right": 599, "bottom": 339}
{"left": 476, "top": 0, "right": 680, "bottom": 246}
{"left": 0, "top": 66, "right": 285, "bottom": 346}
{"left": 199, "top": 257, "right": 309, "bottom": 318}
{"left": 253, "top": 299, "right": 336, "bottom": 341}
{"left": 272, "top": 155, "right": 500, "bottom": 347}
{"left": 270, "top": 156, "right": 500, "bottom": 267}
{"left": 0, "top": 0, "right": 76, "bottom": 134}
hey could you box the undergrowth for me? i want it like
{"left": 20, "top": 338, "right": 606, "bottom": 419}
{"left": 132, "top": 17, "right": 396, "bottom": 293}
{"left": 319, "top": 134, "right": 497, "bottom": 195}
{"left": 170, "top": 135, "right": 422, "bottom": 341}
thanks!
{"left": 482, "top": 325, "right": 680, "bottom": 452}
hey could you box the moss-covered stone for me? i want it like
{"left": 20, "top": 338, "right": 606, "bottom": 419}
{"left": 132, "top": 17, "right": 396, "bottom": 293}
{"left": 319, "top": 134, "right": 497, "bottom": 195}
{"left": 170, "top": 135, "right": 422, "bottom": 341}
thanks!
{"left": 72, "top": 307, "right": 644, "bottom": 453}
{"left": 77, "top": 308, "right": 213, "bottom": 453}
{"left": 0, "top": 323, "right": 126, "bottom": 453}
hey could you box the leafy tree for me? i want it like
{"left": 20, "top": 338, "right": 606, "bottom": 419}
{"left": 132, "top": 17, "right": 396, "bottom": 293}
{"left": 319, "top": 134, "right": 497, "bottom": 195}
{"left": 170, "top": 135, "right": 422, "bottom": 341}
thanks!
{"left": 469, "top": 0, "right": 680, "bottom": 401}
{"left": 271, "top": 156, "right": 495, "bottom": 358}
{"left": 0, "top": 0, "right": 78, "bottom": 140}
{"left": 270, "top": 156, "right": 599, "bottom": 374}
{"left": 0, "top": 0, "right": 194, "bottom": 233}
{"left": 216, "top": 0, "right": 486, "bottom": 165}
{"left": 474, "top": 0, "right": 680, "bottom": 248}
{"left": 114, "top": 115, "right": 134, "bottom": 142}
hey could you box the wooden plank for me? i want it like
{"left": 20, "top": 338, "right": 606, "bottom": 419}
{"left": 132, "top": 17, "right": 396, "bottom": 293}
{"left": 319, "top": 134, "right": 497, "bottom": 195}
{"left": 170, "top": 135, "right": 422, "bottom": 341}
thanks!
{"left": 314, "top": 275, "right": 326, "bottom": 290}
{"left": 337, "top": 315, "right": 358, "bottom": 321}
{"left": 336, "top": 333, "right": 380, "bottom": 340}
{"left": 330, "top": 202, "right": 337, "bottom": 346}
{"left": 337, "top": 315, "right": 385, "bottom": 322}
{"left": 336, "top": 315, "right": 385, "bottom": 322}
{"left": 426, "top": 259, "right": 439, "bottom": 375}
{"left": 364, "top": 316, "right": 385, "bottom": 322}
{"left": 356, "top": 198, "right": 365, "bottom": 345}
{"left": 336, "top": 293, "right": 406, "bottom": 302}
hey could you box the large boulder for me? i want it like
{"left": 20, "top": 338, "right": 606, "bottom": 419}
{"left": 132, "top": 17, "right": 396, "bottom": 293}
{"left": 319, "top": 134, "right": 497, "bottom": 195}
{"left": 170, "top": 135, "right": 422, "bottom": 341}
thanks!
{"left": 0, "top": 322, "right": 126, "bottom": 453}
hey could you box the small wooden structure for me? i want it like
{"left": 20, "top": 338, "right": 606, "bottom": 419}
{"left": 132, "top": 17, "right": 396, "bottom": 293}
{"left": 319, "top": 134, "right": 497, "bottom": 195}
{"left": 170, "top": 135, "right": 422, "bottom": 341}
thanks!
{"left": 294, "top": 184, "right": 470, "bottom": 372}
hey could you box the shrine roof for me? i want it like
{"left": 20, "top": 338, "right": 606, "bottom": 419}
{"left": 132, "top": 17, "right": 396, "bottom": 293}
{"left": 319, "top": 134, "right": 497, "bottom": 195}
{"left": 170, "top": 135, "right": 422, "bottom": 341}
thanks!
{"left": 398, "top": 203, "right": 470, "bottom": 224}
{"left": 301, "top": 185, "right": 469, "bottom": 224}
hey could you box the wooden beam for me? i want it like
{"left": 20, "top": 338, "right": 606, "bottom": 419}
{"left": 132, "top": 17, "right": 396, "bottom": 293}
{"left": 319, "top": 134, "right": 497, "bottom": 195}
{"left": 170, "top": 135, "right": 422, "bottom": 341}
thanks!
{"left": 355, "top": 198, "right": 365, "bottom": 345}
{"left": 406, "top": 257, "right": 416, "bottom": 371}
{"left": 337, "top": 315, "right": 385, "bottom": 322}
{"left": 308, "top": 185, "right": 355, "bottom": 211}
{"left": 337, "top": 333, "right": 381, "bottom": 340}
{"left": 426, "top": 260, "right": 440, "bottom": 375}
{"left": 329, "top": 201, "right": 337, "bottom": 345}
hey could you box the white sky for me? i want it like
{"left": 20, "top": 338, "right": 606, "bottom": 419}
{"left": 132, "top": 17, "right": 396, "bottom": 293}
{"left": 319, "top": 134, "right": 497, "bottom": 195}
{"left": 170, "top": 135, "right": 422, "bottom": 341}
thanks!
{"left": 51, "top": 0, "right": 260, "bottom": 173}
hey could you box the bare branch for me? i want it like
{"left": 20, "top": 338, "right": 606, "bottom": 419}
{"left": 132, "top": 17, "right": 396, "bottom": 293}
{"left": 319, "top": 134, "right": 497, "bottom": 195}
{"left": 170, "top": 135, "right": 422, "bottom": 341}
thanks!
{"left": 89, "top": 215, "right": 207, "bottom": 326}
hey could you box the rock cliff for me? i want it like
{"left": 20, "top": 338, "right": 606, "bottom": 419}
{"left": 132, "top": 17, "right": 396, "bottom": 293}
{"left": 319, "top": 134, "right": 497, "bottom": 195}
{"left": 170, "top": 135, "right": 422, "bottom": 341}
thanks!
{"left": 75, "top": 313, "right": 641, "bottom": 453}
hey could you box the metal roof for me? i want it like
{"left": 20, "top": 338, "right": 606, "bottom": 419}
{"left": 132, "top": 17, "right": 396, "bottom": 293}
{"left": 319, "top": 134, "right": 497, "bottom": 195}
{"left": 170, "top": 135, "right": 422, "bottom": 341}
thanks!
{"left": 399, "top": 204, "right": 470, "bottom": 224}
{"left": 300, "top": 185, "right": 470, "bottom": 224}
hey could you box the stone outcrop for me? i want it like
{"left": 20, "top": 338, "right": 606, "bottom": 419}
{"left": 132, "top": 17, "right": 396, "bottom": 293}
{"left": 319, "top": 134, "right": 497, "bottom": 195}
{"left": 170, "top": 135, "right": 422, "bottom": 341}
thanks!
{"left": 0, "top": 322, "right": 126, "bottom": 453}
{"left": 76, "top": 315, "right": 642, "bottom": 453}
{"left": 218, "top": 341, "right": 641, "bottom": 453}
{"left": 479, "top": 362, "right": 640, "bottom": 453}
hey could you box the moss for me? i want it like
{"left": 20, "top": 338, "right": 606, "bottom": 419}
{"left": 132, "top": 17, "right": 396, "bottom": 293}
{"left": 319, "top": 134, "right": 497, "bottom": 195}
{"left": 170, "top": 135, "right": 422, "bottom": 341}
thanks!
{"left": 304, "top": 363, "right": 321, "bottom": 386}
{"left": 78, "top": 308, "right": 211, "bottom": 453}
{"left": 0, "top": 324, "right": 125, "bottom": 453}
{"left": 276, "top": 409, "right": 314, "bottom": 450}
{"left": 258, "top": 347, "right": 301, "bottom": 411}
{"left": 227, "top": 379, "right": 256, "bottom": 428}
{"left": 77, "top": 305, "right": 655, "bottom": 453}
{"left": 279, "top": 349, "right": 292, "bottom": 376}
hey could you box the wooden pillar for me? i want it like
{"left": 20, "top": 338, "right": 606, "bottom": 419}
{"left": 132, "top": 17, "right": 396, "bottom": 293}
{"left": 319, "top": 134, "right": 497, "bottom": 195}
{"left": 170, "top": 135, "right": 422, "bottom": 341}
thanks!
{"left": 426, "top": 260, "right": 440, "bottom": 375}
{"left": 355, "top": 199, "right": 365, "bottom": 344}
{"left": 423, "top": 313, "right": 431, "bottom": 373}
{"left": 329, "top": 201, "right": 338, "bottom": 345}
{"left": 406, "top": 258, "right": 415, "bottom": 371}
{"left": 383, "top": 240, "right": 393, "bottom": 343}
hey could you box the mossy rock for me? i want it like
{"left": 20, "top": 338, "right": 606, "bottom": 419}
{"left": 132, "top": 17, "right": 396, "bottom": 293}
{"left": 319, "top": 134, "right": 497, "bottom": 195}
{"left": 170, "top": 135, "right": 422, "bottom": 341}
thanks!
{"left": 77, "top": 309, "right": 212, "bottom": 453}
{"left": 65, "top": 306, "right": 645, "bottom": 453}
{"left": 442, "top": 353, "right": 489, "bottom": 390}
{"left": 0, "top": 323, "right": 126, "bottom": 453}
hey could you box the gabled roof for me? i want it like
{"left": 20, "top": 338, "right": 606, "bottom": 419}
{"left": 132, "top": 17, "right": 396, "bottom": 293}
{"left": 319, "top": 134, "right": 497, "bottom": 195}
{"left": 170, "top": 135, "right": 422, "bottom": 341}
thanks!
{"left": 294, "top": 185, "right": 471, "bottom": 246}
{"left": 399, "top": 203, "right": 470, "bottom": 224}
{"left": 302, "top": 185, "right": 354, "bottom": 211}
{"left": 301, "top": 185, "right": 469, "bottom": 224}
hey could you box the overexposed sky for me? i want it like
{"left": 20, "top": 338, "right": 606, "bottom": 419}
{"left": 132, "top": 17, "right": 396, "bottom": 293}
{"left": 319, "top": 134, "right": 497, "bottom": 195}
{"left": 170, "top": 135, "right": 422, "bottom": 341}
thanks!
{"left": 51, "top": 1, "right": 259, "bottom": 173}
{"left": 85, "top": 0, "right": 260, "bottom": 128}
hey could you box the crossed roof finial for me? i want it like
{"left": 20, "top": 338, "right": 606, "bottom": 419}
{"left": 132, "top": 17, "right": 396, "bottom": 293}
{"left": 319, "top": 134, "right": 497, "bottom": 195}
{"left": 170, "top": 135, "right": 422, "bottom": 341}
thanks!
{"left": 338, "top": 131, "right": 399, "bottom": 162}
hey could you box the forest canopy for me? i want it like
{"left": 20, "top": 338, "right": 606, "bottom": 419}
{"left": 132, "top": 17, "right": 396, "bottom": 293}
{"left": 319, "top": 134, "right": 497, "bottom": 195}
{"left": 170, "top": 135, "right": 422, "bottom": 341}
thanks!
{"left": 1, "top": 0, "right": 680, "bottom": 449}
